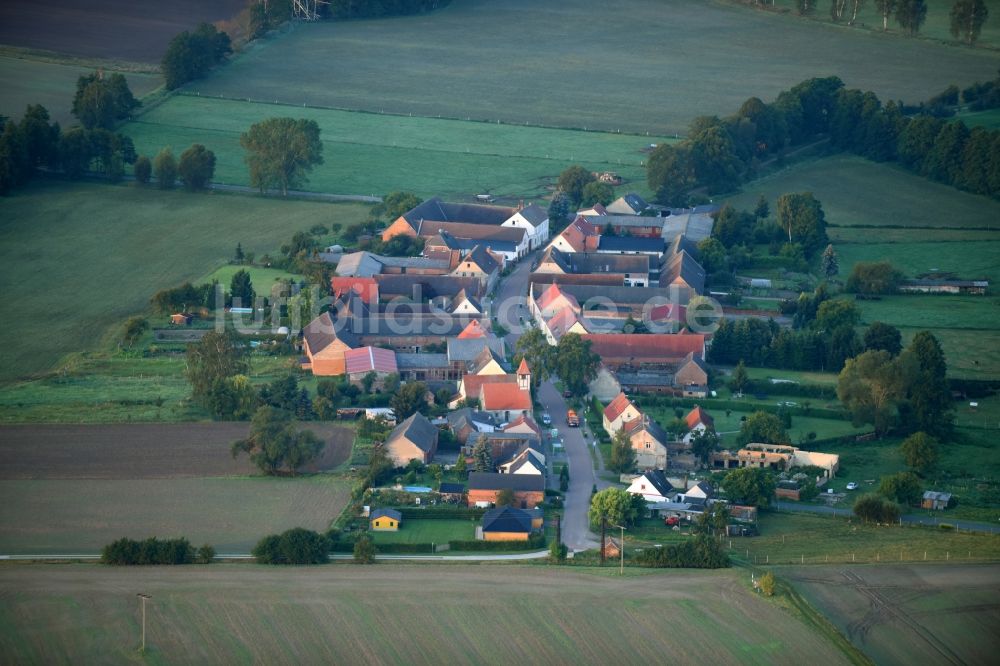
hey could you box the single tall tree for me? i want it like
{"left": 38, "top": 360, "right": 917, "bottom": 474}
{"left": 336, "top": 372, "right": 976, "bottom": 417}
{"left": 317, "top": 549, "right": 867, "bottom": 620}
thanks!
{"left": 472, "top": 434, "right": 493, "bottom": 472}
{"left": 722, "top": 467, "right": 777, "bottom": 507}
{"left": 153, "top": 147, "right": 177, "bottom": 189}
{"left": 231, "top": 406, "right": 325, "bottom": 475}
{"left": 776, "top": 192, "right": 827, "bottom": 255}
{"left": 390, "top": 381, "right": 428, "bottom": 420}
{"left": 950, "top": 0, "right": 988, "bottom": 44}
{"left": 895, "top": 0, "right": 928, "bottom": 35}
{"left": 736, "top": 411, "right": 788, "bottom": 446}
{"left": 863, "top": 321, "right": 903, "bottom": 356}
{"left": 907, "top": 331, "right": 953, "bottom": 436}
{"left": 821, "top": 244, "right": 839, "bottom": 277}
{"left": 900, "top": 431, "right": 939, "bottom": 473}
{"left": 513, "top": 328, "right": 553, "bottom": 388}
{"left": 185, "top": 329, "right": 249, "bottom": 406}
{"left": 609, "top": 428, "right": 636, "bottom": 473}
{"left": 178, "top": 143, "right": 216, "bottom": 191}
{"left": 729, "top": 360, "right": 750, "bottom": 395}
{"left": 553, "top": 333, "right": 601, "bottom": 396}
{"left": 556, "top": 165, "right": 596, "bottom": 206}
{"left": 229, "top": 269, "right": 255, "bottom": 307}
{"left": 72, "top": 72, "right": 139, "bottom": 130}
{"left": 875, "top": 0, "right": 898, "bottom": 29}
{"left": 241, "top": 117, "right": 323, "bottom": 195}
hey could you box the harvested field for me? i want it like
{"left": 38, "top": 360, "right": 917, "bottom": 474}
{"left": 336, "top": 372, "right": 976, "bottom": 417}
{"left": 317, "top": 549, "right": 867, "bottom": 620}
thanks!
{"left": 188, "top": 0, "right": 1000, "bottom": 135}
{"left": 0, "top": 565, "right": 855, "bottom": 664}
{"left": 783, "top": 564, "right": 1000, "bottom": 665}
{"left": 0, "top": 422, "right": 354, "bottom": 479}
{"left": 0, "top": 476, "right": 351, "bottom": 554}
{"left": 0, "top": 0, "right": 246, "bottom": 63}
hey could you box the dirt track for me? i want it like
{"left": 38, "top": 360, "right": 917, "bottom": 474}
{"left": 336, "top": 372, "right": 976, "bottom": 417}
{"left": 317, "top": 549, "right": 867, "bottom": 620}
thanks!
{"left": 0, "top": 0, "right": 246, "bottom": 63}
{"left": 0, "top": 423, "right": 353, "bottom": 479}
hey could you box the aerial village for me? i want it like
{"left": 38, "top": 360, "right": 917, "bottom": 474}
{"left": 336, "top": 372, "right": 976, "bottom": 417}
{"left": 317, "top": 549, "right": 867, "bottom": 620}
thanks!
{"left": 298, "top": 191, "right": 845, "bottom": 547}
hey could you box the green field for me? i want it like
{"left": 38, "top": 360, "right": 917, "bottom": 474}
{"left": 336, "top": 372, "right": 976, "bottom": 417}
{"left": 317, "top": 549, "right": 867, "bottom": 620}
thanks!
{"left": 124, "top": 94, "right": 669, "bottom": 199}
{"left": 761, "top": 0, "right": 1000, "bottom": 49}
{"left": 199, "top": 264, "right": 304, "bottom": 294}
{"left": 0, "top": 476, "right": 351, "bottom": 554}
{"left": 738, "top": 512, "right": 1000, "bottom": 565}
{"left": 183, "top": 0, "right": 1000, "bottom": 136}
{"left": 370, "top": 519, "right": 475, "bottom": 545}
{"left": 957, "top": 107, "right": 1000, "bottom": 129}
{"left": 0, "top": 565, "right": 859, "bottom": 664}
{"left": 0, "top": 55, "right": 161, "bottom": 126}
{"left": 0, "top": 181, "right": 369, "bottom": 384}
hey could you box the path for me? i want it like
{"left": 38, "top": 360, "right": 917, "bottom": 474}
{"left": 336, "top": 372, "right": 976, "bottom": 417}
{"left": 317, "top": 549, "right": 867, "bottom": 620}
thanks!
{"left": 772, "top": 501, "right": 1000, "bottom": 533}
{"left": 0, "top": 551, "right": 550, "bottom": 562}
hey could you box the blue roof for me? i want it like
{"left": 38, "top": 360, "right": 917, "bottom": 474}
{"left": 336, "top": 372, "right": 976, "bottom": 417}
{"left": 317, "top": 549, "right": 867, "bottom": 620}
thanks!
{"left": 598, "top": 236, "right": 665, "bottom": 253}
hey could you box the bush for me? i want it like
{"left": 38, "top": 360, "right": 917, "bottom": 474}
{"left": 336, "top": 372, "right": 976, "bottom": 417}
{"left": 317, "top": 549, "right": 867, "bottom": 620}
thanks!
{"left": 939, "top": 523, "right": 955, "bottom": 531}
{"left": 101, "top": 537, "right": 194, "bottom": 565}
{"left": 196, "top": 543, "right": 216, "bottom": 564}
{"left": 252, "top": 527, "right": 330, "bottom": 564}
{"left": 353, "top": 534, "right": 376, "bottom": 563}
{"left": 853, "top": 493, "right": 901, "bottom": 524}
{"left": 634, "top": 535, "right": 729, "bottom": 569}
{"left": 759, "top": 571, "right": 776, "bottom": 596}
{"left": 134, "top": 155, "right": 151, "bottom": 184}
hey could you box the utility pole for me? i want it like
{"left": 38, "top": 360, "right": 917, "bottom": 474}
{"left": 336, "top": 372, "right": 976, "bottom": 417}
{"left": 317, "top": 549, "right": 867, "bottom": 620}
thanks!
{"left": 137, "top": 593, "right": 152, "bottom": 654}
{"left": 613, "top": 524, "right": 626, "bottom": 575}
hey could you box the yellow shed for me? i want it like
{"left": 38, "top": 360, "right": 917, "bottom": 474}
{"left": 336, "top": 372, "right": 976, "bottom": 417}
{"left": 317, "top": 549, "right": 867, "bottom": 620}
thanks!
{"left": 370, "top": 508, "right": 402, "bottom": 531}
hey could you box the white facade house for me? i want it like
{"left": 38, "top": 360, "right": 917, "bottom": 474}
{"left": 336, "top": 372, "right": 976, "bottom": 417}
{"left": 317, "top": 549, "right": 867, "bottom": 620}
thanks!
{"left": 626, "top": 470, "right": 675, "bottom": 503}
{"left": 503, "top": 204, "right": 550, "bottom": 251}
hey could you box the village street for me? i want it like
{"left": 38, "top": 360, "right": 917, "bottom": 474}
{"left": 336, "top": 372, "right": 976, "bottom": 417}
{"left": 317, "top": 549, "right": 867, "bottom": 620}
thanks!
{"left": 493, "top": 250, "right": 603, "bottom": 551}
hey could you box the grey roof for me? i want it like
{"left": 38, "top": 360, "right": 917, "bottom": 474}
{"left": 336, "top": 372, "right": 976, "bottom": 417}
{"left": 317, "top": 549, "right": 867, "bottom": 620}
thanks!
{"left": 439, "top": 482, "right": 466, "bottom": 494}
{"left": 449, "top": 288, "right": 484, "bottom": 314}
{"left": 447, "top": 407, "right": 496, "bottom": 429}
{"left": 470, "top": 345, "right": 507, "bottom": 374}
{"left": 375, "top": 275, "right": 484, "bottom": 300}
{"left": 583, "top": 213, "right": 661, "bottom": 229}
{"left": 597, "top": 236, "right": 666, "bottom": 254}
{"left": 504, "top": 449, "right": 546, "bottom": 474}
{"left": 515, "top": 204, "right": 548, "bottom": 227}
{"left": 447, "top": 337, "right": 506, "bottom": 363}
{"left": 303, "top": 311, "right": 359, "bottom": 353}
{"left": 542, "top": 247, "right": 649, "bottom": 275}
{"left": 606, "top": 193, "right": 649, "bottom": 215}
{"left": 902, "top": 279, "right": 989, "bottom": 287}
{"left": 628, "top": 415, "right": 669, "bottom": 446}
{"left": 667, "top": 234, "right": 700, "bottom": 260}
{"left": 662, "top": 250, "right": 706, "bottom": 294}
{"left": 660, "top": 213, "right": 715, "bottom": 243}
{"left": 463, "top": 244, "right": 500, "bottom": 276}
{"left": 468, "top": 472, "right": 545, "bottom": 492}
{"left": 428, "top": 231, "right": 519, "bottom": 254}
{"left": 371, "top": 508, "right": 402, "bottom": 521}
{"left": 401, "top": 197, "right": 516, "bottom": 228}
{"left": 387, "top": 412, "right": 438, "bottom": 454}
{"left": 335, "top": 251, "right": 385, "bottom": 277}
{"left": 923, "top": 490, "right": 953, "bottom": 501}
{"left": 395, "top": 353, "right": 449, "bottom": 369}
{"left": 557, "top": 283, "right": 677, "bottom": 307}
{"left": 333, "top": 312, "right": 470, "bottom": 338}
{"left": 481, "top": 506, "right": 533, "bottom": 533}
{"left": 635, "top": 470, "right": 674, "bottom": 497}
{"left": 615, "top": 371, "right": 676, "bottom": 387}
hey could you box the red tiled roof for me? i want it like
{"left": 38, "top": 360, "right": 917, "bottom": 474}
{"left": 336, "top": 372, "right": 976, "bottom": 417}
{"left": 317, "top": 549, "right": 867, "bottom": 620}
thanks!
{"left": 458, "top": 320, "right": 488, "bottom": 339}
{"left": 603, "top": 392, "right": 637, "bottom": 423}
{"left": 330, "top": 277, "right": 379, "bottom": 304}
{"left": 503, "top": 414, "right": 541, "bottom": 436}
{"left": 545, "top": 307, "right": 587, "bottom": 339}
{"left": 517, "top": 357, "right": 531, "bottom": 375}
{"left": 685, "top": 405, "right": 714, "bottom": 430}
{"left": 461, "top": 373, "right": 517, "bottom": 399}
{"left": 582, "top": 333, "right": 705, "bottom": 361}
{"left": 558, "top": 217, "right": 600, "bottom": 252}
{"left": 648, "top": 303, "right": 686, "bottom": 323}
{"left": 481, "top": 383, "right": 532, "bottom": 411}
{"left": 344, "top": 346, "right": 398, "bottom": 375}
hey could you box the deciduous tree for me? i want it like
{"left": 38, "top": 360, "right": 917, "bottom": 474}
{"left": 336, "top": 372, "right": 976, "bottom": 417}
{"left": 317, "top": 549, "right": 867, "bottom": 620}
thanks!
{"left": 878, "top": 471, "right": 922, "bottom": 505}
{"left": 588, "top": 487, "right": 645, "bottom": 528}
{"left": 178, "top": 143, "right": 216, "bottom": 191}
{"left": 134, "top": 155, "right": 151, "bottom": 184}
{"left": 185, "top": 329, "right": 249, "bottom": 406}
{"left": 775, "top": 192, "right": 827, "bottom": 255}
{"left": 553, "top": 333, "right": 600, "bottom": 396}
{"left": 722, "top": 467, "right": 777, "bottom": 507}
{"left": 900, "top": 431, "right": 939, "bottom": 473}
{"left": 556, "top": 165, "right": 596, "bottom": 206}
{"left": 609, "top": 428, "right": 636, "bottom": 473}
{"left": 736, "top": 411, "right": 788, "bottom": 446}
{"left": 231, "top": 406, "right": 325, "bottom": 475}
{"left": 390, "top": 381, "right": 428, "bottom": 420}
{"left": 241, "top": 117, "right": 323, "bottom": 195}
{"left": 950, "top": 0, "right": 989, "bottom": 44}
{"left": 513, "top": 328, "right": 553, "bottom": 388}
{"left": 72, "top": 72, "right": 139, "bottom": 130}
{"left": 837, "top": 349, "right": 912, "bottom": 435}
{"left": 895, "top": 0, "right": 928, "bottom": 35}
{"left": 153, "top": 147, "right": 177, "bottom": 189}
{"left": 864, "top": 321, "right": 902, "bottom": 356}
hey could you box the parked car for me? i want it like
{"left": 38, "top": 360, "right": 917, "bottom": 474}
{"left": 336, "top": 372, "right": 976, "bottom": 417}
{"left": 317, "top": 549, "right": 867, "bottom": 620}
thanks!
{"left": 566, "top": 410, "right": 580, "bottom": 427}
{"left": 664, "top": 516, "right": 680, "bottom": 527}
{"left": 540, "top": 413, "right": 552, "bottom": 426}
{"left": 846, "top": 482, "right": 858, "bottom": 491}
{"left": 563, "top": 389, "right": 573, "bottom": 398}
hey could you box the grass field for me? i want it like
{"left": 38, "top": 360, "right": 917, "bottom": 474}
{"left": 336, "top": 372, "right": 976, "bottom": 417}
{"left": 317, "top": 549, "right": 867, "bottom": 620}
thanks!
{"left": 784, "top": 564, "right": 1000, "bottom": 665}
{"left": 184, "top": 0, "right": 1000, "bottom": 136}
{"left": 760, "top": 0, "right": 1000, "bottom": 49}
{"left": 370, "top": 519, "right": 475, "bottom": 545}
{"left": 0, "top": 181, "right": 369, "bottom": 384}
{"left": 0, "top": 475, "right": 351, "bottom": 554}
{"left": 725, "top": 153, "right": 1000, "bottom": 379}
{"left": 0, "top": 565, "right": 858, "bottom": 664}
{"left": 957, "top": 107, "right": 1000, "bottom": 129}
{"left": 738, "top": 512, "right": 1000, "bottom": 565}
{"left": 198, "top": 264, "right": 304, "bottom": 293}
{"left": 0, "top": 55, "right": 161, "bottom": 125}
{"left": 124, "top": 94, "right": 670, "bottom": 199}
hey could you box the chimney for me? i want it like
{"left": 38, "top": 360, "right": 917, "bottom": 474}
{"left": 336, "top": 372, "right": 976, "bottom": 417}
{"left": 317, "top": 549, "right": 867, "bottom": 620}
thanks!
{"left": 518, "top": 199, "right": 524, "bottom": 211}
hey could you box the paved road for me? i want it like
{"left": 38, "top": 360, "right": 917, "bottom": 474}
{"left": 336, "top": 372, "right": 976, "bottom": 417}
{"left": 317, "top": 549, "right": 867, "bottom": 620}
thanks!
{"left": 0, "top": 551, "right": 550, "bottom": 562}
{"left": 493, "top": 252, "right": 536, "bottom": 338}
{"left": 772, "top": 501, "right": 1000, "bottom": 534}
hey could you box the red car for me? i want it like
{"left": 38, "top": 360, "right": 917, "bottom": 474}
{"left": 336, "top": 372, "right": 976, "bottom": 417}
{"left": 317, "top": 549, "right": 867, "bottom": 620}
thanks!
{"left": 664, "top": 516, "right": 680, "bottom": 527}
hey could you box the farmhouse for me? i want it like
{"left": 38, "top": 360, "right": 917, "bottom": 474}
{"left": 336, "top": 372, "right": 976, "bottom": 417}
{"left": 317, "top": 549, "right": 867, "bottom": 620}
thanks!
{"left": 581, "top": 213, "right": 663, "bottom": 238}
{"left": 498, "top": 447, "right": 546, "bottom": 476}
{"left": 677, "top": 480, "right": 714, "bottom": 503}
{"left": 547, "top": 216, "right": 600, "bottom": 253}
{"left": 596, "top": 235, "right": 666, "bottom": 257}
{"left": 450, "top": 244, "right": 502, "bottom": 291}
{"left": 480, "top": 506, "right": 534, "bottom": 541}
{"left": 446, "top": 407, "right": 496, "bottom": 445}
{"left": 626, "top": 470, "right": 676, "bottom": 503}
{"left": 534, "top": 247, "right": 651, "bottom": 286}
{"left": 682, "top": 405, "right": 715, "bottom": 444}
{"left": 384, "top": 412, "right": 439, "bottom": 467}
{"left": 332, "top": 251, "right": 450, "bottom": 277}
{"left": 606, "top": 193, "right": 650, "bottom": 216}
{"left": 710, "top": 444, "right": 840, "bottom": 480}
{"left": 582, "top": 334, "right": 706, "bottom": 369}
{"left": 501, "top": 203, "right": 550, "bottom": 251}
{"left": 922, "top": 491, "right": 953, "bottom": 510}
{"left": 371, "top": 508, "right": 402, "bottom": 531}
{"left": 467, "top": 472, "right": 545, "bottom": 508}
{"left": 626, "top": 415, "right": 670, "bottom": 470}
{"left": 603, "top": 392, "right": 642, "bottom": 434}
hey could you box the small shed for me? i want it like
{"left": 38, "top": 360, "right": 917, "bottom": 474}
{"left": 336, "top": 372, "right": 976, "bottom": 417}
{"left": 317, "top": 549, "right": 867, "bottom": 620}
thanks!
{"left": 601, "top": 537, "right": 622, "bottom": 559}
{"left": 371, "top": 508, "right": 402, "bottom": 531}
{"left": 774, "top": 480, "right": 801, "bottom": 501}
{"left": 170, "top": 313, "right": 193, "bottom": 325}
{"left": 921, "top": 491, "right": 952, "bottom": 511}
{"left": 749, "top": 278, "right": 772, "bottom": 289}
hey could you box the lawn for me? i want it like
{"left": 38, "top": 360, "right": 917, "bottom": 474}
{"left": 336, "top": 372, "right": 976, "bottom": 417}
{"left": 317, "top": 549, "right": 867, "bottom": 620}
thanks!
{"left": 370, "top": 519, "right": 475, "bottom": 545}
{"left": 737, "top": 512, "right": 1000, "bottom": 565}
{"left": 185, "top": 0, "right": 1000, "bottom": 135}
{"left": 785, "top": 564, "right": 1000, "bottom": 666}
{"left": 744, "top": 367, "right": 840, "bottom": 386}
{"left": 644, "top": 405, "right": 864, "bottom": 446}
{"left": 0, "top": 181, "right": 369, "bottom": 384}
{"left": 0, "top": 55, "right": 161, "bottom": 125}
{"left": 199, "top": 264, "right": 304, "bottom": 294}
{"left": 124, "top": 94, "right": 671, "bottom": 200}
{"left": 0, "top": 565, "right": 858, "bottom": 664}
{"left": 957, "top": 107, "right": 1000, "bottom": 129}
{"left": 0, "top": 475, "right": 352, "bottom": 554}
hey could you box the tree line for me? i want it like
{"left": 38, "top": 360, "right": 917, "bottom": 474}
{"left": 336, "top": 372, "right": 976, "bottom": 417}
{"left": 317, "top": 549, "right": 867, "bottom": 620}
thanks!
{"left": 648, "top": 73, "right": 1000, "bottom": 206}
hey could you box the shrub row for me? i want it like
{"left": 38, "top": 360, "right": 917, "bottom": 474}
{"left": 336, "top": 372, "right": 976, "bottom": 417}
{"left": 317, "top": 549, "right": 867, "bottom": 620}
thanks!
{"left": 742, "top": 378, "right": 837, "bottom": 400}
{"left": 634, "top": 535, "right": 729, "bottom": 569}
{"left": 101, "top": 537, "right": 198, "bottom": 565}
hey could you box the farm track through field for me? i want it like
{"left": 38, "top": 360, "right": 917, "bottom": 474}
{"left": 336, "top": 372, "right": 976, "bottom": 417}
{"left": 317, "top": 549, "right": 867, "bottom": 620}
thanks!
{"left": 839, "top": 569, "right": 964, "bottom": 664}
